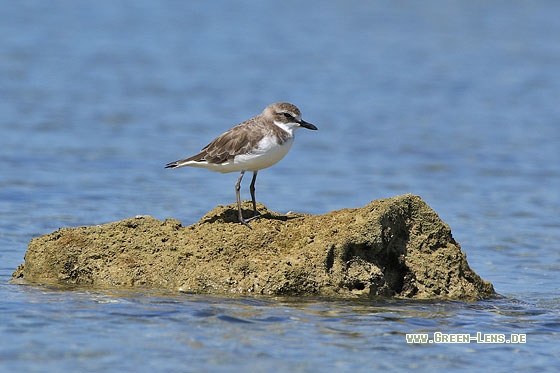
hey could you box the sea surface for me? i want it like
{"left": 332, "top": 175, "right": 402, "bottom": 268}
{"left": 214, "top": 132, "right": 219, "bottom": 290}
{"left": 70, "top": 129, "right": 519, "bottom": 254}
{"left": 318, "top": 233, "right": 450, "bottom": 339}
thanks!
{"left": 1, "top": 1, "right": 559, "bottom": 372}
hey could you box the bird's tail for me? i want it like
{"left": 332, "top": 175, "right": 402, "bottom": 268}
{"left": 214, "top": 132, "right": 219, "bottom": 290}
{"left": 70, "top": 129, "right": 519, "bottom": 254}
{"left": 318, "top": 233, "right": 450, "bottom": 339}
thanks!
{"left": 165, "top": 161, "right": 180, "bottom": 169}
{"left": 165, "top": 151, "right": 208, "bottom": 169}
{"left": 165, "top": 159, "right": 193, "bottom": 168}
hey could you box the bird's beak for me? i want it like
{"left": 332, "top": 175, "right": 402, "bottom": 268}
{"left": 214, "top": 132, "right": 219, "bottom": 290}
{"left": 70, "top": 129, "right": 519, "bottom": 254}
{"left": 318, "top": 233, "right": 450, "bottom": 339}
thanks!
{"left": 299, "top": 120, "right": 318, "bottom": 130}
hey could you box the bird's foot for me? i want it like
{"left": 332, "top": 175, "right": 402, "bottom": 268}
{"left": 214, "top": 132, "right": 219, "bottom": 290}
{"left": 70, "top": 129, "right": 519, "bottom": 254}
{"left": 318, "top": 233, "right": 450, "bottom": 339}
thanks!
{"left": 245, "top": 214, "right": 261, "bottom": 222}
{"left": 239, "top": 213, "right": 261, "bottom": 229}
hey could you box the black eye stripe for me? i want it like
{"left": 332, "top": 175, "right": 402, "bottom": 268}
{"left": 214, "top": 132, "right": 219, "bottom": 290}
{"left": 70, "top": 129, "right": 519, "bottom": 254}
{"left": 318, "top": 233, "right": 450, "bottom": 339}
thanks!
{"left": 282, "top": 112, "right": 293, "bottom": 119}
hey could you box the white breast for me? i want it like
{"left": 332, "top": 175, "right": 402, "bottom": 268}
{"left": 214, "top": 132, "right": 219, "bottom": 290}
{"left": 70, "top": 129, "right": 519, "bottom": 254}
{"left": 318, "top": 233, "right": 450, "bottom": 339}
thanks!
{"left": 233, "top": 136, "right": 294, "bottom": 172}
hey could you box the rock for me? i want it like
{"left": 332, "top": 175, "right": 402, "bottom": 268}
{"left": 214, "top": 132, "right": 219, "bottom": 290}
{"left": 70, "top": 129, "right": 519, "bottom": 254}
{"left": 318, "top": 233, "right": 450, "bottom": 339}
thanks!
{"left": 11, "top": 194, "right": 495, "bottom": 300}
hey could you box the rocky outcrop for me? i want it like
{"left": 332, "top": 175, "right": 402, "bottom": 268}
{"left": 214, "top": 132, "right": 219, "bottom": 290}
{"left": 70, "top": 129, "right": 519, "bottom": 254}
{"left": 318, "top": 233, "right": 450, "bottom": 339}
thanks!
{"left": 11, "top": 194, "right": 495, "bottom": 300}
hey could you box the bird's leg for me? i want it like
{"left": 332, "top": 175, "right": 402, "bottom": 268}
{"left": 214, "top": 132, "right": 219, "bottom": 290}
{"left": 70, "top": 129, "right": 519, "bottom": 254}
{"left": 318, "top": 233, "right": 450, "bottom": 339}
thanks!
{"left": 246, "top": 171, "right": 262, "bottom": 221}
{"left": 235, "top": 170, "right": 252, "bottom": 229}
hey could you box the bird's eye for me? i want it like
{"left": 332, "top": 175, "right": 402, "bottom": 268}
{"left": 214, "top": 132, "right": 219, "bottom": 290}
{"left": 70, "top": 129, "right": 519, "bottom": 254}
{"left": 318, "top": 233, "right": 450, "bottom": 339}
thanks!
{"left": 282, "top": 113, "right": 293, "bottom": 119}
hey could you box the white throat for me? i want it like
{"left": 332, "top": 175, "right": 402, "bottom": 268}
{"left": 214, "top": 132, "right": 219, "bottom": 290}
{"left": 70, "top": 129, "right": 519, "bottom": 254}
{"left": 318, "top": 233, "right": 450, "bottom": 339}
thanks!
{"left": 273, "top": 120, "right": 299, "bottom": 135}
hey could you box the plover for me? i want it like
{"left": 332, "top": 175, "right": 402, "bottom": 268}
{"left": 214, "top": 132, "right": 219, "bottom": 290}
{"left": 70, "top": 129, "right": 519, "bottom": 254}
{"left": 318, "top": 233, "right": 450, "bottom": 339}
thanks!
{"left": 165, "top": 102, "right": 317, "bottom": 228}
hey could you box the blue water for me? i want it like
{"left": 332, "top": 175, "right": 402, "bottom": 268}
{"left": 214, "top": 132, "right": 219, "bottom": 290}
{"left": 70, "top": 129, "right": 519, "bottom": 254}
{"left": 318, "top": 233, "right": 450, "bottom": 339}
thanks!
{"left": 1, "top": 1, "right": 559, "bottom": 371}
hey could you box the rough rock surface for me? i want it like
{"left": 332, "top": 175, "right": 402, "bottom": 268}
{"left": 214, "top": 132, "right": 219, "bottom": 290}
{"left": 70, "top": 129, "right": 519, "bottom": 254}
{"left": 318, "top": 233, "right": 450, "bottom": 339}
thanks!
{"left": 12, "top": 194, "right": 495, "bottom": 300}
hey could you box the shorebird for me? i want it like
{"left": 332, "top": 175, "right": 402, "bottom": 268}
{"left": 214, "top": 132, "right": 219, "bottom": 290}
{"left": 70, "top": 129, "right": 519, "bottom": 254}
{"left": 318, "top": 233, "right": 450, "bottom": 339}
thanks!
{"left": 165, "top": 102, "right": 317, "bottom": 228}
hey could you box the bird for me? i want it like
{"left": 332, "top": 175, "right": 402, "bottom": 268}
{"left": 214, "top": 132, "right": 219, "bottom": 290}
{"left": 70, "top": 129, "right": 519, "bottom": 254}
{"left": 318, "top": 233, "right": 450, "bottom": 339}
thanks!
{"left": 165, "top": 102, "right": 318, "bottom": 228}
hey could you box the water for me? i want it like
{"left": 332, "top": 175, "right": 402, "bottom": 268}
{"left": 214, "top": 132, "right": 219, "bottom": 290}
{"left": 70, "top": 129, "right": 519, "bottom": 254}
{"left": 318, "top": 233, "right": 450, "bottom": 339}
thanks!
{"left": 1, "top": 0, "right": 559, "bottom": 371}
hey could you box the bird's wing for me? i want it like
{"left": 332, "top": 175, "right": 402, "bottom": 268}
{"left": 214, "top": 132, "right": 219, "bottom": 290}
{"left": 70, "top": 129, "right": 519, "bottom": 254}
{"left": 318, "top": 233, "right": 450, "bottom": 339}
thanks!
{"left": 194, "top": 117, "right": 268, "bottom": 164}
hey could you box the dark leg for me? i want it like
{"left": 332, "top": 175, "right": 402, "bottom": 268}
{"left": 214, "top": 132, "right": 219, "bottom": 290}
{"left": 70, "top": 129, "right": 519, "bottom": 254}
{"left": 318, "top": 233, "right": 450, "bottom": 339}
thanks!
{"left": 248, "top": 171, "right": 260, "bottom": 219}
{"left": 235, "top": 171, "right": 252, "bottom": 228}
{"left": 245, "top": 171, "right": 261, "bottom": 223}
